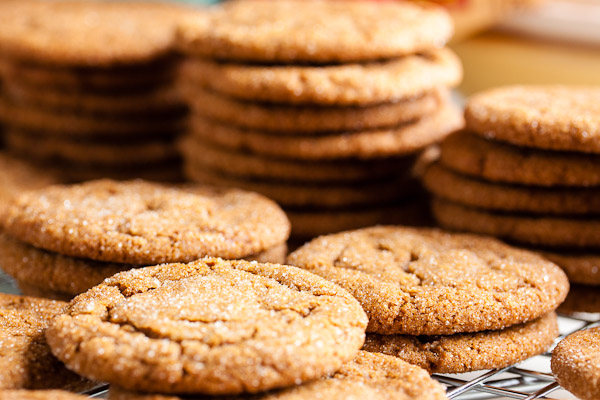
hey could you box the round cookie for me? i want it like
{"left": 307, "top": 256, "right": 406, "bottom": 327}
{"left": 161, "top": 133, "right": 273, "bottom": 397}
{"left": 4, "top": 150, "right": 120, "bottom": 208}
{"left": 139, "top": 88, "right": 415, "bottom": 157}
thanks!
{"left": 439, "top": 131, "right": 600, "bottom": 187}
{"left": 108, "top": 351, "right": 448, "bottom": 400}
{"left": 0, "top": 391, "right": 89, "bottom": 400}
{"left": 557, "top": 284, "right": 600, "bottom": 315}
{"left": 432, "top": 198, "right": 600, "bottom": 248}
{"left": 1, "top": 180, "right": 290, "bottom": 264}
{"left": 364, "top": 312, "right": 558, "bottom": 374}
{"left": 177, "top": 0, "right": 452, "bottom": 63}
{"left": 46, "top": 259, "right": 368, "bottom": 394}
{"left": 185, "top": 88, "right": 445, "bottom": 134}
{"left": 0, "top": 293, "right": 92, "bottom": 391}
{"left": 552, "top": 327, "right": 600, "bottom": 400}
{"left": 190, "top": 104, "right": 463, "bottom": 160}
{"left": 287, "top": 226, "right": 569, "bottom": 335}
{"left": 423, "top": 163, "right": 600, "bottom": 215}
{"left": 542, "top": 251, "right": 600, "bottom": 285}
{"left": 466, "top": 86, "right": 600, "bottom": 153}
{"left": 181, "top": 48, "right": 462, "bottom": 106}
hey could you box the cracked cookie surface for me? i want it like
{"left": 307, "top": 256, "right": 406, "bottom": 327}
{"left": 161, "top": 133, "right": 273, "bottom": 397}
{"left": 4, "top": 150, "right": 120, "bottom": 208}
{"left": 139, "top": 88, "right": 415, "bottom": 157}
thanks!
{"left": 46, "top": 259, "right": 368, "bottom": 394}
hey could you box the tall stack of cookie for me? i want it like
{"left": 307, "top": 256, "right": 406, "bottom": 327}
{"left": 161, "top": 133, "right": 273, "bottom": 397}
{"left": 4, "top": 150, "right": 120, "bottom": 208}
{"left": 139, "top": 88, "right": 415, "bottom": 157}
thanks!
{"left": 423, "top": 86, "right": 600, "bottom": 293}
{"left": 0, "top": 0, "right": 189, "bottom": 183}
{"left": 176, "top": 0, "right": 463, "bottom": 238}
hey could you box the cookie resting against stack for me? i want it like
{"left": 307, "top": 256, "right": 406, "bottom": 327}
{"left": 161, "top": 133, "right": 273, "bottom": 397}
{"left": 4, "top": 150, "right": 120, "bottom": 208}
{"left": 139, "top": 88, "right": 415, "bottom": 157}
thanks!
{"left": 176, "top": 0, "right": 463, "bottom": 238}
{"left": 0, "top": 179, "right": 290, "bottom": 300}
{"left": 287, "top": 226, "right": 569, "bottom": 373}
{"left": 0, "top": 0, "right": 190, "bottom": 182}
{"left": 423, "top": 86, "right": 600, "bottom": 308}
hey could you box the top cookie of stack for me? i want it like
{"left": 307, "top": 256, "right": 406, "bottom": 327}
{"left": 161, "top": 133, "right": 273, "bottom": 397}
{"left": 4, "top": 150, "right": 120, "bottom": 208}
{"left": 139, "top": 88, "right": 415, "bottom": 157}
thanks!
{"left": 0, "top": 0, "right": 189, "bottom": 182}
{"left": 177, "top": 0, "right": 463, "bottom": 238}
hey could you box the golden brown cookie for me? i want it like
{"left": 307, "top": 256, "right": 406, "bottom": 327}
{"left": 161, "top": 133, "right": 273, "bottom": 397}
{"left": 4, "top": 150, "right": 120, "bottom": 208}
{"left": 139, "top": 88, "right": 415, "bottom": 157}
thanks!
{"left": 542, "top": 251, "right": 600, "bottom": 285}
{"left": 432, "top": 198, "right": 600, "bottom": 248}
{"left": 0, "top": 293, "right": 92, "bottom": 390}
{"left": 287, "top": 226, "right": 569, "bottom": 335}
{"left": 423, "top": 163, "right": 600, "bottom": 215}
{"left": 190, "top": 104, "right": 463, "bottom": 160}
{"left": 0, "top": 390, "right": 89, "bottom": 400}
{"left": 364, "top": 312, "right": 557, "bottom": 374}
{"left": 46, "top": 259, "right": 368, "bottom": 394}
{"left": 108, "top": 351, "right": 448, "bottom": 400}
{"left": 181, "top": 48, "right": 462, "bottom": 106}
{"left": 552, "top": 327, "right": 600, "bottom": 400}
{"left": 557, "top": 284, "right": 600, "bottom": 315}
{"left": 1, "top": 180, "right": 290, "bottom": 264}
{"left": 439, "top": 131, "right": 600, "bottom": 187}
{"left": 466, "top": 85, "right": 600, "bottom": 153}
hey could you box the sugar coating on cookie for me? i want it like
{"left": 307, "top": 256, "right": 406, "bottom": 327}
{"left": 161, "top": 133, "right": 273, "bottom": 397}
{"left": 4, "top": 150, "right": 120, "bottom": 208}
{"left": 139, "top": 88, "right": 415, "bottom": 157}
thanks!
{"left": 287, "top": 226, "right": 569, "bottom": 335}
{"left": 46, "top": 259, "right": 368, "bottom": 394}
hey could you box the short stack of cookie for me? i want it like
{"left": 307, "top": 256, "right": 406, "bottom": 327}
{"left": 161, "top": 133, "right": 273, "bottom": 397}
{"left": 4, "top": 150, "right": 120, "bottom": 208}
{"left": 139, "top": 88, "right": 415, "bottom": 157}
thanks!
{"left": 423, "top": 86, "right": 600, "bottom": 292}
{"left": 0, "top": 0, "right": 189, "bottom": 183}
{"left": 288, "top": 226, "right": 569, "bottom": 374}
{"left": 0, "top": 179, "right": 291, "bottom": 300}
{"left": 176, "top": 0, "right": 463, "bottom": 238}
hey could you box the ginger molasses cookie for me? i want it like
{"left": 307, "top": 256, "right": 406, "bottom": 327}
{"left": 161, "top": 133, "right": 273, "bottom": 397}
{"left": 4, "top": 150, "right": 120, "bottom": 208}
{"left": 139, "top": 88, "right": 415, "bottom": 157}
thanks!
{"left": 433, "top": 198, "right": 600, "bottom": 248}
{"left": 108, "top": 351, "right": 448, "bottom": 400}
{"left": 0, "top": 391, "right": 88, "bottom": 400}
{"left": 364, "top": 312, "right": 557, "bottom": 374}
{"left": 466, "top": 86, "right": 600, "bottom": 153}
{"left": 439, "top": 131, "right": 600, "bottom": 187}
{"left": 0, "top": 293, "right": 91, "bottom": 390}
{"left": 181, "top": 49, "right": 462, "bottom": 106}
{"left": 287, "top": 226, "right": 569, "bottom": 335}
{"left": 542, "top": 252, "right": 600, "bottom": 285}
{"left": 552, "top": 327, "right": 600, "bottom": 400}
{"left": 46, "top": 259, "right": 368, "bottom": 394}
{"left": 1, "top": 180, "right": 290, "bottom": 264}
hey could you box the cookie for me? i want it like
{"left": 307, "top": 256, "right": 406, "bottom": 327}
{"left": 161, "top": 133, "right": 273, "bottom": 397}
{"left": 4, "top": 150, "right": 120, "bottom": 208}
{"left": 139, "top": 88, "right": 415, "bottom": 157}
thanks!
{"left": 0, "top": 293, "right": 92, "bottom": 390}
{"left": 1, "top": 180, "right": 290, "bottom": 264}
{"left": 432, "top": 198, "right": 600, "bottom": 248}
{"left": 364, "top": 312, "right": 557, "bottom": 374}
{"left": 177, "top": 0, "right": 452, "bottom": 63}
{"left": 0, "top": 391, "right": 88, "bottom": 400}
{"left": 552, "top": 327, "right": 600, "bottom": 400}
{"left": 46, "top": 259, "right": 368, "bottom": 394}
{"left": 466, "top": 85, "right": 600, "bottom": 153}
{"left": 190, "top": 104, "right": 463, "bottom": 160}
{"left": 0, "top": 0, "right": 189, "bottom": 66}
{"left": 184, "top": 88, "right": 445, "bottom": 134}
{"left": 0, "top": 152, "right": 57, "bottom": 210}
{"left": 542, "top": 251, "right": 600, "bottom": 285}
{"left": 287, "top": 226, "right": 569, "bottom": 335}
{"left": 423, "top": 162, "right": 600, "bottom": 215}
{"left": 108, "top": 351, "right": 448, "bottom": 400}
{"left": 439, "top": 131, "right": 600, "bottom": 187}
{"left": 181, "top": 48, "right": 462, "bottom": 106}
{"left": 557, "top": 284, "right": 600, "bottom": 315}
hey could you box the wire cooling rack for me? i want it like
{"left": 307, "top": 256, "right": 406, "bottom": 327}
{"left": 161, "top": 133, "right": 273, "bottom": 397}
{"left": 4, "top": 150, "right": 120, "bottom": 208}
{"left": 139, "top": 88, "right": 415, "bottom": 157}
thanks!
{"left": 1, "top": 270, "right": 596, "bottom": 399}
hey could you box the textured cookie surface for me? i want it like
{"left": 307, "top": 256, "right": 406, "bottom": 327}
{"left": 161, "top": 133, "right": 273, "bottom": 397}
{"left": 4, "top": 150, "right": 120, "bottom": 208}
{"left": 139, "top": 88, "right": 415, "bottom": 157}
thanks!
{"left": 287, "top": 226, "right": 569, "bottom": 335}
{"left": 552, "top": 327, "right": 600, "bottom": 400}
{"left": 542, "top": 252, "right": 600, "bottom": 285}
{"left": 364, "top": 312, "right": 557, "bottom": 373}
{"left": 109, "top": 351, "right": 448, "bottom": 400}
{"left": 0, "top": 390, "right": 88, "bottom": 400}
{"left": 178, "top": 0, "right": 452, "bottom": 63}
{"left": 439, "top": 131, "right": 600, "bottom": 187}
{"left": 181, "top": 48, "right": 462, "bottom": 105}
{"left": 466, "top": 85, "right": 600, "bottom": 153}
{"left": 1, "top": 180, "right": 290, "bottom": 264}
{"left": 46, "top": 259, "right": 368, "bottom": 394}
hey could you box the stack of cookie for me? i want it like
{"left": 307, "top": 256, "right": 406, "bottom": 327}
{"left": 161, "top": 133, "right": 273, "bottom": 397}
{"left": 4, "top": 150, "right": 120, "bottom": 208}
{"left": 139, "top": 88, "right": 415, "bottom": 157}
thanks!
{"left": 176, "top": 0, "right": 463, "bottom": 238}
{"left": 0, "top": 0, "right": 189, "bottom": 182}
{"left": 0, "top": 179, "right": 291, "bottom": 300}
{"left": 423, "top": 86, "right": 600, "bottom": 291}
{"left": 288, "top": 226, "right": 569, "bottom": 374}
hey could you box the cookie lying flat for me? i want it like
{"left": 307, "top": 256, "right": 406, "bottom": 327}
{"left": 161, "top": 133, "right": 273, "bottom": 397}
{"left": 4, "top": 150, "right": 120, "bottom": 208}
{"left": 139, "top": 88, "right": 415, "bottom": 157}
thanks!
{"left": 364, "top": 312, "right": 557, "bottom": 374}
{"left": 46, "top": 259, "right": 368, "bottom": 394}
{"left": 439, "top": 131, "right": 600, "bottom": 187}
{"left": 542, "top": 252, "right": 600, "bottom": 285}
{"left": 466, "top": 85, "right": 600, "bottom": 153}
{"left": 1, "top": 180, "right": 290, "bottom": 264}
{"left": 0, "top": 391, "right": 88, "bottom": 400}
{"left": 108, "top": 351, "right": 448, "bottom": 400}
{"left": 287, "top": 226, "right": 568, "bottom": 335}
{"left": 181, "top": 49, "right": 462, "bottom": 106}
{"left": 552, "top": 327, "right": 600, "bottom": 400}
{"left": 0, "top": 293, "right": 91, "bottom": 390}
{"left": 433, "top": 198, "right": 600, "bottom": 248}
